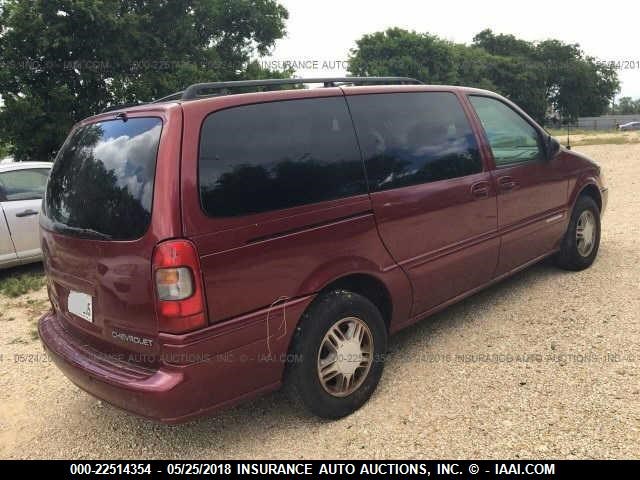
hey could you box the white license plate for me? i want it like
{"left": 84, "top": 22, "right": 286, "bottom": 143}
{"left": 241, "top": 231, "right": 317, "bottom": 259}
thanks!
{"left": 68, "top": 291, "right": 93, "bottom": 323}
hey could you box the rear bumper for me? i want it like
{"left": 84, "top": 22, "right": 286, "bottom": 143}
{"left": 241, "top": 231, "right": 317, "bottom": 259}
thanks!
{"left": 39, "top": 312, "right": 188, "bottom": 422}
{"left": 39, "top": 295, "right": 313, "bottom": 423}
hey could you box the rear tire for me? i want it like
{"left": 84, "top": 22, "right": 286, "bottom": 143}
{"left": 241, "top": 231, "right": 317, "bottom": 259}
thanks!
{"left": 554, "top": 195, "right": 601, "bottom": 271}
{"left": 287, "top": 290, "right": 387, "bottom": 419}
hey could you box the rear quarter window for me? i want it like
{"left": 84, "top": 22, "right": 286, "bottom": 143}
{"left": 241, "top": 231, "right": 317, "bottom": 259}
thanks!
{"left": 198, "top": 97, "right": 366, "bottom": 217}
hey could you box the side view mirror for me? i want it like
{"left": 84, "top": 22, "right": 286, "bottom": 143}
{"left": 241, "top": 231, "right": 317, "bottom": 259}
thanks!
{"left": 545, "top": 135, "right": 561, "bottom": 160}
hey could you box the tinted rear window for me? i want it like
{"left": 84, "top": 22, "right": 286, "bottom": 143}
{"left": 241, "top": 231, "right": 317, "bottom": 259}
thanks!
{"left": 347, "top": 92, "right": 483, "bottom": 191}
{"left": 199, "top": 97, "right": 366, "bottom": 217}
{"left": 43, "top": 117, "right": 162, "bottom": 240}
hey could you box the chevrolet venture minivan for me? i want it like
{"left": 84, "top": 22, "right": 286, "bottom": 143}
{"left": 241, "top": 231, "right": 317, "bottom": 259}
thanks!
{"left": 38, "top": 77, "right": 608, "bottom": 422}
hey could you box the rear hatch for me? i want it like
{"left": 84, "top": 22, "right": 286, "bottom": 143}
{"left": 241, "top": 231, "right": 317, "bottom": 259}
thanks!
{"left": 40, "top": 113, "right": 175, "bottom": 360}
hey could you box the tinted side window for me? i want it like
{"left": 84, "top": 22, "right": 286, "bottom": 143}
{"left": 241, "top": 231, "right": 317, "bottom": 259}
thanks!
{"left": 199, "top": 97, "right": 366, "bottom": 217}
{"left": 469, "top": 96, "right": 543, "bottom": 166}
{"left": 0, "top": 168, "right": 50, "bottom": 201}
{"left": 347, "top": 92, "right": 482, "bottom": 191}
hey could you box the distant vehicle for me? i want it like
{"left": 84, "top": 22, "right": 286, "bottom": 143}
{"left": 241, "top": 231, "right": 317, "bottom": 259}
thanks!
{"left": 0, "top": 162, "right": 51, "bottom": 269}
{"left": 618, "top": 121, "right": 640, "bottom": 131}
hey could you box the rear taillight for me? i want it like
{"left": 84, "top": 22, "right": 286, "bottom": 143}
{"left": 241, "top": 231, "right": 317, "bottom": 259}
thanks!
{"left": 152, "top": 239, "right": 207, "bottom": 334}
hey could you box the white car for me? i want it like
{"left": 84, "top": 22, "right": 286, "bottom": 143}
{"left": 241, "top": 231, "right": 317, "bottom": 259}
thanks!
{"left": 0, "top": 162, "right": 52, "bottom": 269}
{"left": 619, "top": 121, "right": 640, "bottom": 131}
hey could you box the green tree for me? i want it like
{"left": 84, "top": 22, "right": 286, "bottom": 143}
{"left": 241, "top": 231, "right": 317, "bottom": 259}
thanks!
{"left": 0, "top": 139, "right": 10, "bottom": 158}
{"left": 349, "top": 27, "right": 619, "bottom": 124}
{"left": 349, "top": 28, "right": 459, "bottom": 85}
{"left": 472, "top": 29, "right": 534, "bottom": 57}
{"left": 481, "top": 55, "right": 548, "bottom": 122}
{"left": 473, "top": 31, "right": 618, "bottom": 121}
{"left": 534, "top": 39, "right": 618, "bottom": 120}
{"left": 0, "top": 0, "right": 289, "bottom": 161}
{"left": 453, "top": 45, "right": 496, "bottom": 91}
{"left": 466, "top": 30, "right": 547, "bottom": 121}
{"left": 611, "top": 96, "right": 640, "bottom": 114}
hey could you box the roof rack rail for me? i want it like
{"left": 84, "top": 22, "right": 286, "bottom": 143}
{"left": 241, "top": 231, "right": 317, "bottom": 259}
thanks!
{"left": 150, "top": 91, "right": 184, "bottom": 103}
{"left": 102, "top": 77, "right": 422, "bottom": 112}
{"left": 102, "top": 91, "right": 182, "bottom": 112}
{"left": 181, "top": 76, "right": 422, "bottom": 100}
{"left": 102, "top": 102, "right": 146, "bottom": 113}
{"left": 102, "top": 92, "right": 179, "bottom": 112}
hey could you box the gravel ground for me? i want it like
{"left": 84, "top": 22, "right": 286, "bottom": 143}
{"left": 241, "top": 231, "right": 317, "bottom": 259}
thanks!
{"left": 1, "top": 144, "right": 639, "bottom": 459}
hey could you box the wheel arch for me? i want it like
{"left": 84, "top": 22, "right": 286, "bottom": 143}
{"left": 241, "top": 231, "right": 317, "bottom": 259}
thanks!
{"left": 315, "top": 273, "right": 393, "bottom": 331}
{"left": 576, "top": 183, "right": 602, "bottom": 212}
{"left": 571, "top": 179, "right": 602, "bottom": 214}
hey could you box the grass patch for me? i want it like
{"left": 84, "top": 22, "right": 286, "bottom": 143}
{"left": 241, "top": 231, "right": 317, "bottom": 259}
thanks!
{"left": 546, "top": 128, "right": 619, "bottom": 136}
{"left": 0, "top": 264, "right": 46, "bottom": 298}
{"left": 551, "top": 135, "right": 640, "bottom": 147}
{"left": 18, "top": 298, "right": 49, "bottom": 310}
{"left": 546, "top": 128, "right": 640, "bottom": 147}
{"left": 568, "top": 136, "right": 640, "bottom": 146}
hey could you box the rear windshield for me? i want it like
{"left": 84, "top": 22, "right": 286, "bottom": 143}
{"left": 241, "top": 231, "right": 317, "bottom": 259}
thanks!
{"left": 43, "top": 117, "right": 162, "bottom": 240}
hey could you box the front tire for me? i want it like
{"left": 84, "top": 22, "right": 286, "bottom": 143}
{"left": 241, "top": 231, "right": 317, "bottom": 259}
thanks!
{"left": 287, "top": 290, "right": 387, "bottom": 419}
{"left": 554, "top": 195, "right": 601, "bottom": 271}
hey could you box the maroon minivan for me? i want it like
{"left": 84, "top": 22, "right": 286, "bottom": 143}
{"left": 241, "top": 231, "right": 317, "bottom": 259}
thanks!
{"left": 38, "top": 77, "right": 607, "bottom": 422}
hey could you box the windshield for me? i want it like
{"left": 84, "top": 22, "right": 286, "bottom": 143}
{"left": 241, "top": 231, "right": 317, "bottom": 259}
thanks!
{"left": 43, "top": 117, "right": 162, "bottom": 240}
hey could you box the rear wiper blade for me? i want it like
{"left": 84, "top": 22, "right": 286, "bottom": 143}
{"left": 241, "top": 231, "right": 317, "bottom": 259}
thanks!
{"left": 70, "top": 227, "right": 113, "bottom": 240}
{"left": 49, "top": 221, "right": 113, "bottom": 240}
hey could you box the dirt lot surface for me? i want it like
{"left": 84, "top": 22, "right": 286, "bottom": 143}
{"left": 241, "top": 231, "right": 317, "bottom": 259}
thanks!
{"left": 1, "top": 144, "right": 639, "bottom": 459}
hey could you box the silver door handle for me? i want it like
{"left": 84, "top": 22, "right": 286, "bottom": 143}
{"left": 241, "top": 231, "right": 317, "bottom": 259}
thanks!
{"left": 15, "top": 209, "right": 39, "bottom": 218}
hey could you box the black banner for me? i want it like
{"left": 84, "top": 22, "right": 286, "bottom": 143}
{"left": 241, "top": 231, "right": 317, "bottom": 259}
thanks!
{"left": 2, "top": 460, "right": 638, "bottom": 478}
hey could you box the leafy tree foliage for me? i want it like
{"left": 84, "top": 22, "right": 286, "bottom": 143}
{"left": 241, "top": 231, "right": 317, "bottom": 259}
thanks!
{"left": 472, "top": 29, "right": 534, "bottom": 58}
{"left": 0, "top": 141, "right": 10, "bottom": 158}
{"left": 610, "top": 97, "right": 640, "bottom": 115}
{"left": 348, "top": 28, "right": 458, "bottom": 85}
{"left": 350, "top": 28, "right": 620, "bottom": 124}
{"left": 533, "top": 39, "right": 619, "bottom": 120}
{"left": 0, "top": 0, "right": 288, "bottom": 161}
